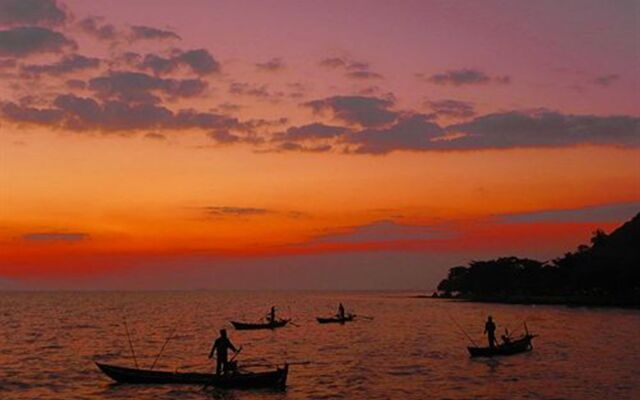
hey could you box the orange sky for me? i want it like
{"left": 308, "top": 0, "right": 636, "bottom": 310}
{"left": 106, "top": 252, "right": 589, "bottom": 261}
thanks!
{"left": 0, "top": 0, "right": 638, "bottom": 289}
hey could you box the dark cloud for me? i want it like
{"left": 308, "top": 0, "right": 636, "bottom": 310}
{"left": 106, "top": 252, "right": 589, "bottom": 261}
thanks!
{"left": 77, "top": 16, "right": 117, "bottom": 41}
{"left": 65, "top": 78, "right": 86, "bottom": 89}
{"left": 139, "top": 48, "right": 220, "bottom": 75}
{"left": 272, "top": 142, "right": 332, "bottom": 153}
{"left": 204, "top": 206, "right": 271, "bottom": 216}
{"left": 0, "top": 26, "right": 75, "bottom": 57}
{"left": 256, "top": 57, "right": 285, "bottom": 72}
{"left": 500, "top": 201, "right": 640, "bottom": 224}
{"left": 88, "top": 71, "right": 208, "bottom": 104}
{"left": 174, "top": 49, "right": 220, "bottom": 75}
{"left": 345, "top": 70, "right": 383, "bottom": 80}
{"left": 319, "top": 57, "right": 348, "bottom": 68}
{"left": 130, "top": 25, "right": 180, "bottom": 41}
{"left": 345, "top": 113, "right": 443, "bottom": 154}
{"left": 273, "top": 123, "right": 348, "bottom": 141}
{"left": 1, "top": 93, "right": 240, "bottom": 133}
{"left": 21, "top": 54, "right": 100, "bottom": 76}
{"left": 319, "top": 57, "right": 367, "bottom": 70}
{"left": 421, "top": 68, "right": 510, "bottom": 86}
{"left": 593, "top": 74, "right": 620, "bottom": 87}
{"left": 446, "top": 110, "right": 640, "bottom": 149}
{"left": 1, "top": 100, "right": 63, "bottom": 124}
{"left": 0, "top": 0, "right": 67, "bottom": 27}
{"left": 22, "top": 232, "right": 89, "bottom": 242}
{"left": 303, "top": 95, "right": 398, "bottom": 127}
{"left": 144, "top": 132, "right": 166, "bottom": 140}
{"left": 229, "top": 82, "right": 283, "bottom": 99}
{"left": 426, "top": 99, "right": 476, "bottom": 119}
{"left": 318, "top": 57, "right": 382, "bottom": 81}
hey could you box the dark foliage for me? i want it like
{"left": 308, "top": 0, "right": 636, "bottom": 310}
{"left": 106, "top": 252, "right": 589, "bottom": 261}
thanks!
{"left": 437, "top": 213, "right": 640, "bottom": 298}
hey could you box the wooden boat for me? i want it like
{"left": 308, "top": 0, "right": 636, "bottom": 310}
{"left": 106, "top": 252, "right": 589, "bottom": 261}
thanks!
{"left": 316, "top": 314, "right": 355, "bottom": 324}
{"left": 467, "top": 334, "right": 536, "bottom": 358}
{"left": 95, "top": 362, "right": 288, "bottom": 389}
{"left": 230, "top": 319, "right": 290, "bottom": 330}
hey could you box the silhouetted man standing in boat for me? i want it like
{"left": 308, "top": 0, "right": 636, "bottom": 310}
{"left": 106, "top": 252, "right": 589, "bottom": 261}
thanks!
{"left": 209, "top": 329, "right": 238, "bottom": 375}
{"left": 267, "top": 306, "right": 276, "bottom": 323}
{"left": 484, "top": 316, "right": 497, "bottom": 348}
{"left": 338, "top": 303, "right": 345, "bottom": 319}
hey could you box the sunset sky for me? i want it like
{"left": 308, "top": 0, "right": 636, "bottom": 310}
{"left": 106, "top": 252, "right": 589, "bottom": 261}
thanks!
{"left": 1, "top": 0, "right": 638, "bottom": 290}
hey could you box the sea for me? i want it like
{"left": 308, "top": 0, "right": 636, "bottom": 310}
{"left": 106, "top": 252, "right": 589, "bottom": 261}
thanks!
{"left": 0, "top": 291, "right": 638, "bottom": 399}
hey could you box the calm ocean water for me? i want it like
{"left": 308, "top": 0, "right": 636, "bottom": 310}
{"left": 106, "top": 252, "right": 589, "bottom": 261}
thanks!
{"left": 0, "top": 291, "right": 638, "bottom": 400}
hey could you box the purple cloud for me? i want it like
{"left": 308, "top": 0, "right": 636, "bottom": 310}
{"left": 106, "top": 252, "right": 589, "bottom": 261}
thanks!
{"left": 0, "top": 26, "right": 75, "bottom": 57}
{"left": 0, "top": 0, "right": 68, "bottom": 27}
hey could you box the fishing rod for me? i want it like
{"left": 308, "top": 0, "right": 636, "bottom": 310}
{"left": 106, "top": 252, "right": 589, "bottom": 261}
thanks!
{"left": 123, "top": 317, "right": 139, "bottom": 368}
{"left": 448, "top": 314, "right": 479, "bottom": 347}
{"left": 150, "top": 320, "right": 180, "bottom": 371}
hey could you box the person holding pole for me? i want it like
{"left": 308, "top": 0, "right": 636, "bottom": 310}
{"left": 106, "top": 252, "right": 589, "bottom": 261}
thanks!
{"left": 208, "top": 329, "right": 238, "bottom": 375}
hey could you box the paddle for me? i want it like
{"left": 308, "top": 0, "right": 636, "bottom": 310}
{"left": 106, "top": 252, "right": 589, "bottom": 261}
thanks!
{"left": 357, "top": 315, "right": 374, "bottom": 320}
{"left": 289, "top": 321, "right": 301, "bottom": 327}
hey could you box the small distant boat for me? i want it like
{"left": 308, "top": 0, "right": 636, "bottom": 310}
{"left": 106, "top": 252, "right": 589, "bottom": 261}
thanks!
{"left": 467, "top": 334, "right": 537, "bottom": 358}
{"left": 231, "top": 319, "right": 290, "bottom": 330}
{"left": 316, "top": 314, "right": 356, "bottom": 324}
{"left": 95, "top": 362, "right": 288, "bottom": 389}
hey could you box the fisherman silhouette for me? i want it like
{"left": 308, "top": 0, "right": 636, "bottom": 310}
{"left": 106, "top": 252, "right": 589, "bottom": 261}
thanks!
{"left": 484, "top": 316, "right": 497, "bottom": 348}
{"left": 338, "top": 303, "right": 345, "bottom": 319}
{"left": 208, "top": 329, "right": 238, "bottom": 375}
{"left": 267, "top": 306, "right": 276, "bottom": 323}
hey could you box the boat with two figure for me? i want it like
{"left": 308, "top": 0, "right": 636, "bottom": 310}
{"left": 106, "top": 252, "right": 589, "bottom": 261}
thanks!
{"left": 231, "top": 306, "right": 291, "bottom": 330}
{"left": 96, "top": 325, "right": 289, "bottom": 390}
{"left": 466, "top": 317, "right": 538, "bottom": 358}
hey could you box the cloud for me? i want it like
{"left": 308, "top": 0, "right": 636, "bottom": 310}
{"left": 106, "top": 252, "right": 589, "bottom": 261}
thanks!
{"left": 130, "top": 25, "right": 180, "bottom": 41}
{"left": 229, "top": 82, "right": 283, "bottom": 99}
{"left": 22, "top": 232, "right": 89, "bottom": 242}
{"left": 0, "top": 26, "right": 75, "bottom": 57}
{"left": 303, "top": 95, "right": 398, "bottom": 127}
{"left": 273, "top": 123, "right": 348, "bottom": 141}
{"left": 499, "top": 201, "right": 640, "bottom": 223}
{"left": 255, "top": 57, "right": 285, "bottom": 72}
{"left": 204, "top": 206, "right": 272, "bottom": 216}
{"left": 345, "top": 113, "right": 443, "bottom": 154}
{"left": 319, "top": 57, "right": 348, "bottom": 69}
{"left": 447, "top": 110, "right": 640, "bottom": 149}
{"left": 174, "top": 49, "right": 220, "bottom": 75}
{"left": 345, "top": 70, "right": 383, "bottom": 80}
{"left": 426, "top": 99, "right": 476, "bottom": 119}
{"left": 1, "top": 93, "right": 241, "bottom": 132}
{"left": 139, "top": 48, "right": 220, "bottom": 75}
{"left": 0, "top": 0, "right": 68, "bottom": 27}
{"left": 88, "top": 71, "right": 208, "bottom": 104}
{"left": 421, "top": 68, "right": 510, "bottom": 86}
{"left": 20, "top": 54, "right": 100, "bottom": 76}
{"left": 318, "top": 56, "right": 382, "bottom": 80}
{"left": 593, "top": 74, "right": 620, "bottom": 87}
{"left": 0, "top": 101, "right": 63, "bottom": 124}
{"left": 313, "top": 220, "right": 455, "bottom": 244}
{"left": 77, "top": 16, "right": 117, "bottom": 41}
{"left": 269, "top": 141, "right": 332, "bottom": 153}
{"left": 144, "top": 132, "right": 166, "bottom": 140}
{"left": 338, "top": 109, "right": 640, "bottom": 154}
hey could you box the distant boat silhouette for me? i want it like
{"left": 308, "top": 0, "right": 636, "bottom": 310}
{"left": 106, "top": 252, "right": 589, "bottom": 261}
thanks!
{"left": 230, "top": 319, "right": 290, "bottom": 330}
{"left": 95, "top": 362, "right": 288, "bottom": 389}
{"left": 316, "top": 314, "right": 355, "bottom": 324}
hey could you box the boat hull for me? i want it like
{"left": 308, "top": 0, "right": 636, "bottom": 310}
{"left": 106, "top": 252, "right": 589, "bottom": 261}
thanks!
{"left": 316, "top": 315, "right": 355, "bottom": 324}
{"left": 230, "top": 319, "right": 289, "bottom": 330}
{"left": 467, "top": 335, "right": 535, "bottom": 358}
{"left": 95, "top": 362, "right": 288, "bottom": 389}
